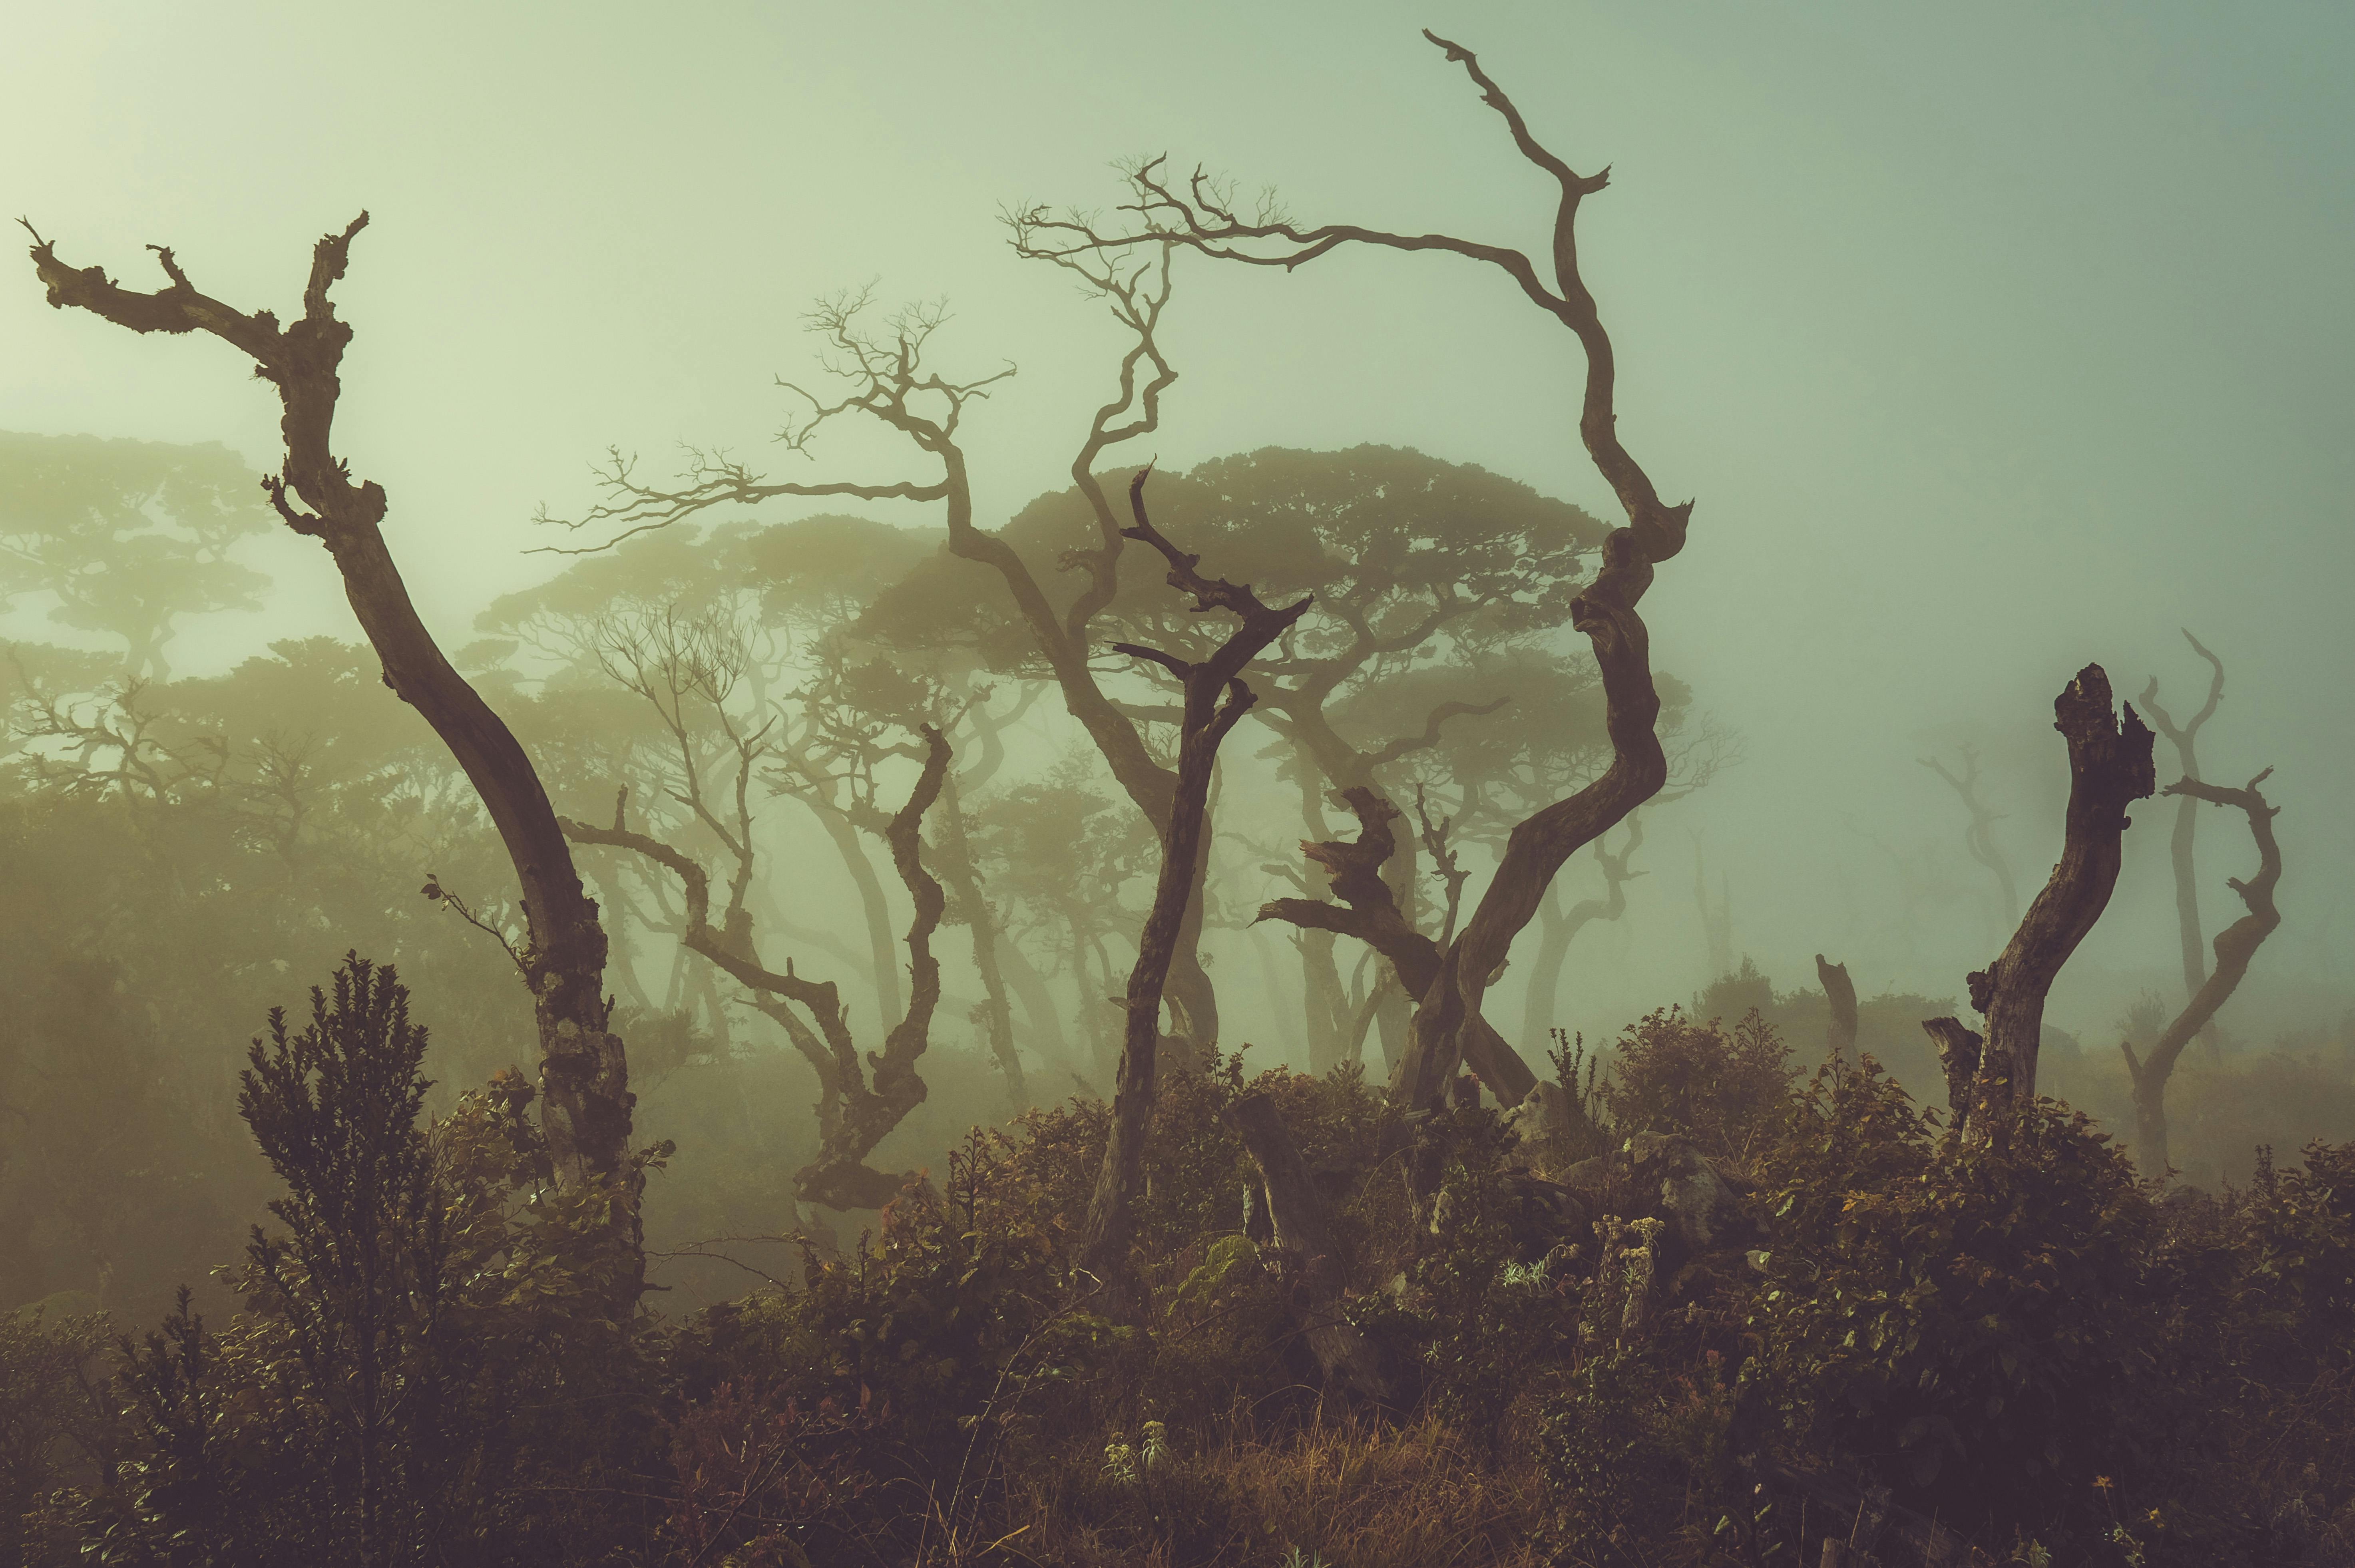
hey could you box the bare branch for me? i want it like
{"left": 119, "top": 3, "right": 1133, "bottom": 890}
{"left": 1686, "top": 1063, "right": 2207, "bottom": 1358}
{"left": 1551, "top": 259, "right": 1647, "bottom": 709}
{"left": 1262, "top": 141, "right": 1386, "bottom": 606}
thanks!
{"left": 1364, "top": 694, "right": 1510, "bottom": 770}
{"left": 2120, "top": 766, "right": 2283, "bottom": 1177}
{"left": 1413, "top": 783, "right": 1470, "bottom": 946}
{"left": 1078, "top": 474, "right": 1308, "bottom": 1295}
{"left": 421, "top": 873, "right": 528, "bottom": 975}
{"left": 25, "top": 214, "right": 638, "bottom": 1276}
{"left": 2139, "top": 628, "right": 2225, "bottom": 744}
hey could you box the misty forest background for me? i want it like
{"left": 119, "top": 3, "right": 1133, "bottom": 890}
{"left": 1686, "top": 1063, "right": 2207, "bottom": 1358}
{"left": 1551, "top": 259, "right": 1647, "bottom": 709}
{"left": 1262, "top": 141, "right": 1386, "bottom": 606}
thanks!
{"left": 2, "top": 4, "right": 2352, "bottom": 1567}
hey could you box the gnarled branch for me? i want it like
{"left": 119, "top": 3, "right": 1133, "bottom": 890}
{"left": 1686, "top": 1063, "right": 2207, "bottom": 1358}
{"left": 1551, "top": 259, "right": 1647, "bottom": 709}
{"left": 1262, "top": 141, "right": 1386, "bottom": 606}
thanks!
{"left": 1925, "top": 665, "right": 2154, "bottom": 1126}
{"left": 25, "top": 214, "right": 639, "bottom": 1279}
{"left": 1078, "top": 473, "right": 1308, "bottom": 1295}
{"left": 2120, "top": 766, "right": 2281, "bottom": 1178}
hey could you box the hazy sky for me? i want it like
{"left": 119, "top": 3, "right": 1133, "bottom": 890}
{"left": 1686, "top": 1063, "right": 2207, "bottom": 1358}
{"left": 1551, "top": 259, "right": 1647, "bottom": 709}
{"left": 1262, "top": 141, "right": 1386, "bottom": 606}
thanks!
{"left": 5, "top": 1, "right": 2350, "bottom": 1045}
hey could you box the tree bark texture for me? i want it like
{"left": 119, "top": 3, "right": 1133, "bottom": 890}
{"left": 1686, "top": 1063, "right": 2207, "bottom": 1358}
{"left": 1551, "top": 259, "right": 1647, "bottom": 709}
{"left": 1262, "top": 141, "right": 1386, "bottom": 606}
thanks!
{"left": 23, "top": 218, "right": 643, "bottom": 1275}
{"left": 1920, "top": 665, "right": 2154, "bottom": 1127}
{"left": 2120, "top": 769, "right": 2279, "bottom": 1179}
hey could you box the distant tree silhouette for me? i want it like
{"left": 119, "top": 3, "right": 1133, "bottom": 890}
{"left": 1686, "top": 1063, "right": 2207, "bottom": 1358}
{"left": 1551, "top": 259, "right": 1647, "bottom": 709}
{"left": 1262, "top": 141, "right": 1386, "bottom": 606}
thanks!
{"left": 0, "top": 431, "right": 271, "bottom": 682}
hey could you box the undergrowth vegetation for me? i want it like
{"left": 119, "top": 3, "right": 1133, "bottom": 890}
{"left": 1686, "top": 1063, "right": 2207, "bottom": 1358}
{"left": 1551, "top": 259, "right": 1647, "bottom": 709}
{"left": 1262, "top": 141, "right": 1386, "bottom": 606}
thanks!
{"left": 5, "top": 960, "right": 2352, "bottom": 1566}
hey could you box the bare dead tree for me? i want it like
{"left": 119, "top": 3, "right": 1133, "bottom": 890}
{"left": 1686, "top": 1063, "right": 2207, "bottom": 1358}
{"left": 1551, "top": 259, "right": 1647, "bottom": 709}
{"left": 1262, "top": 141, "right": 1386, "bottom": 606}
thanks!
{"left": 562, "top": 728, "right": 950, "bottom": 1211}
{"left": 541, "top": 245, "right": 1238, "bottom": 1047}
{"left": 1919, "top": 744, "right": 2021, "bottom": 934}
{"left": 1814, "top": 953, "right": 1859, "bottom": 1067}
{"left": 931, "top": 751, "right": 1026, "bottom": 1109}
{"left": 2140, "top": 630, "right": 2227, "bottom": 1057}
{"left": 1036, "top": 33, "right": 1695, "bottom": 1113}
{"left": 1077, "top": 471, "right": 1310, "bottom": 1294}
{"left": 2119, "top": 768, "right": 2280, "bottom": 1180}
{"left": 23, "top": 217, "right": 644, "bottom": 1279}
{"left": 1920, "top": 666, "right": 2155, "bottom": 1132}
{"left": 1519, "top": 819, "right": 1646, "bottom": 1052}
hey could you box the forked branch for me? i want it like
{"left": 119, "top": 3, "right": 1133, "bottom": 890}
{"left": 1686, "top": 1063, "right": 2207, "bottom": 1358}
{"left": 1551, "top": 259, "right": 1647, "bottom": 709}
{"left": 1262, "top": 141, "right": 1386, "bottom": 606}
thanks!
{"left": 1077, "top": 472, "right": 1309, "bottom": 1294}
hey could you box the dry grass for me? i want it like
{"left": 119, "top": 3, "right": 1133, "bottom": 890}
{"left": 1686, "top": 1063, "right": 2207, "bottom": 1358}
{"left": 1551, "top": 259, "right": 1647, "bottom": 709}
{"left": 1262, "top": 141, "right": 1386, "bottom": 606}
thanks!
{"left": 1002, "top": 1403, "right": 1549, "bottom": 1568}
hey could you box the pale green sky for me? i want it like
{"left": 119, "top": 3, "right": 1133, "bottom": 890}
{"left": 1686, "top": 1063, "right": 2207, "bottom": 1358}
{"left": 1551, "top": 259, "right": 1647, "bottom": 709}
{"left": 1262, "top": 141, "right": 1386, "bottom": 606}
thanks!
{"left": 4, "top": 1, "right": 2349, "bottom": 1037}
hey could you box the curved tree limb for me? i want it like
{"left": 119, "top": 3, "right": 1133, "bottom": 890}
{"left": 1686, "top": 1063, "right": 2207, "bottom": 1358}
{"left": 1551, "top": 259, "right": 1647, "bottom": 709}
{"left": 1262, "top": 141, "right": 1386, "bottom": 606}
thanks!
{"left": 2119, "top": 767, "right": 2280, "bottom": 1178}
{"left": 1065, "top": 36, "right": 1690, "bottom": 1115}
{"left": 561, "top": 725, "right": 954, "bottom": 1210}
{"left": 1078, "top": 472, "right": 1309, "bottom": 1295}
{"left": 24, "top": 216, "right": 641, "bottom": 1279}
{"left": 804, "top": 724, "right": 952, "bottom": 1210}
{"left": 1922, "top": 665, "right": 2155, "bottom": 1128}
{"left": 1363, "top": 694, "right": 1511, "bottom": 770}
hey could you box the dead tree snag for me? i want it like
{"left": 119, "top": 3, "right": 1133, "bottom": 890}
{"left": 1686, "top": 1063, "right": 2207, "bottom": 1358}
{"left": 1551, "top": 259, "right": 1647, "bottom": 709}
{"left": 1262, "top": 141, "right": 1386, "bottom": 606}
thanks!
{"left": 1077, "top": 471, "right": 1309, "bottom": 1293}
{"left": 2119, "top": 768, "right": 2280, "bottom": 1180}
{"left": 1035, "top": 32, "right": 1694, "bottom": 1112}
{"left": 2140, "top": 631, "right": 2227, "bottom": 1057}
{"left": 547, "top": 250, "right": 1230, "bottom": 1045}
{"left": 1921, "top": 665, "right": 2154, "bottom": 1127}
{"left": 1815, "top": 953, "right": 1858, "bottom": 1066}
{"left": 562, "top": 728, "right": 952, "bottom": 1211}
{"left": 22, "top": 217, "right": 643, "bottom": 1281}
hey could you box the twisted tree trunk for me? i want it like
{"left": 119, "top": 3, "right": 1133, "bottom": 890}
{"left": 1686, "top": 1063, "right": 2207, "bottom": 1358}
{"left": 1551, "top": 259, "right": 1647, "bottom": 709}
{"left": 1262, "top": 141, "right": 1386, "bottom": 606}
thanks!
{"left": 1077, "top": 473, "right": 1310, "bottom": 1294}
{"left": 562, "top": 730, "right": 952, "bottom": 1211}
{"left": 24, "top": 217, "right": 643, "bottom": 1287}
{"left": 1106, "top": 34, "right": 1693, "bottom": 1119}
{"left": 1921, "top": 666, "right": 2154, "bottom": 1132}
{"left": 2120, "top": 769, "right": 2280, "bottom": 1179}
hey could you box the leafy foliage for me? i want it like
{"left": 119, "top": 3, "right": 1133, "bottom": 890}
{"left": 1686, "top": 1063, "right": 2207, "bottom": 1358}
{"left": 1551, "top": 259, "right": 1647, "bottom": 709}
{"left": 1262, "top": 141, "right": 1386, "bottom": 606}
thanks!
{"left": 1601, "top": 1007, "right": 1797, "bottom": 1164}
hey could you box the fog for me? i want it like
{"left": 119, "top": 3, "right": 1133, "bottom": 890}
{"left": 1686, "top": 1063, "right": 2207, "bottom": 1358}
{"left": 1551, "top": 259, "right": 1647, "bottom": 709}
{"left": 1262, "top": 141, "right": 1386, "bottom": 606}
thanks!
{"left": 5, "top": 0, "right": 2352, "bottom": 1308}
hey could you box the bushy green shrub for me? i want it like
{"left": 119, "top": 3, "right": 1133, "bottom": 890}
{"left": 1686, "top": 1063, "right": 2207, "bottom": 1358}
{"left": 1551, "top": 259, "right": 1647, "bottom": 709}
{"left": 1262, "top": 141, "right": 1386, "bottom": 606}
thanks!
{"left": 1602, "top": 1007, "right": 1796, "bottom": 1163}
{"left": 1742, "top": 1058, "right": 2160, "bottom": 1541}
{"left": 0, "top": 1301, "right": 116, "bottom": 1566}
{"left": 73, "top": 955, "right": 661, "bottom": 1567}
